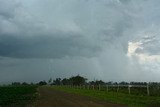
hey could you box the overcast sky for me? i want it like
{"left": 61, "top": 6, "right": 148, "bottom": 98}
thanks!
{"left": 0, "top": 0, "right": 160, "bottom": 84}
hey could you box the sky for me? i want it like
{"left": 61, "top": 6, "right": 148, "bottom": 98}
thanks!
{"left": 0, "top": 0, "right": 160, "bottom": 84}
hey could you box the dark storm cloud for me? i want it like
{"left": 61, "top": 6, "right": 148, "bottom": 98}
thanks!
{"left": 0, "top": 0, "right": 19, "bottom": 18}
{"left": 1, "top": 0, "right": 160, "bottom": 83}
{"left": 0, "top": 0, "right": 134, "bottom": 59}
{"left": 0, "top": 34, "right": 101, "bottom": 58}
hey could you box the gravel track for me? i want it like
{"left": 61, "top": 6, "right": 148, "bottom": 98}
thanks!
{"left": 35, "top": 86, "right": 126, "bottom": 107}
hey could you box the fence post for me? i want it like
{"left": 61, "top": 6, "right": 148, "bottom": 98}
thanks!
{"left": 128, "top": 85, "right": 131, "bottom": 94}
{"left": 99, "top": 84, "right": 101, "bottom": 91}
{"left": 147, "top": 83, "right": 150, "bottom": 96}
{"left": 117, "top": 84, "right": 119, "bottom": 93}
{"left": 106, "top": 85, "right": 108, "bottom": 92}
{"left": 93, "top": 85, "right": 94, "bottom": 90}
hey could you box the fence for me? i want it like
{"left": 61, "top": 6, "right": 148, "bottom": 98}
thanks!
{"left": 64, "top": 84, "right": 157, "bottom": 96}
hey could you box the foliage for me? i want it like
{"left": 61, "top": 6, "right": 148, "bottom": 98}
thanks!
{"left": 61, "top": 78, "right": 70, "bottom": 85}
{"left": 38, "top": 80, "right": 47, "bottom": 86}
{"left": 0, "top": 85, "right": 38, "bottom": 106}
{"left": 53, "top": 78, "right": 62, "bottom": 85}
{"left": 11, "top": 82, "right": 21, "bottom": 86}
{"left": 69, "top": 75, "right": 87, "bottom": 85}
{"left": 89, "top": 80, "right": 105, "bottom": 85}
{"left": 52, "top": 75, "right": 87, "bottom": 86}
{"left": 48, "top": 78, "right": 52, "bottom": 85}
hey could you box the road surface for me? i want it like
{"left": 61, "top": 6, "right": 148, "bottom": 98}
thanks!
{"left": 34, "top": 86, "right": 126, "bottom": 107}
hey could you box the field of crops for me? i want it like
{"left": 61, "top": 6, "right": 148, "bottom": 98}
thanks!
{"left": 0, "top": 85, "right": 38, "bottom": 106}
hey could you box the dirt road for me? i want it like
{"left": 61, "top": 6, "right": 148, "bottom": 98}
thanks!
{"left": 34, "top": 86, "right": 126, "bottom": 107}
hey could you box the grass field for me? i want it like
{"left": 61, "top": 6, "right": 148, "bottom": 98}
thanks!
{"left": 0, "top": 85, "right": 38, "bottom": 106}
{"left": 52, "top": 86, "right": 160, "bottom": 107}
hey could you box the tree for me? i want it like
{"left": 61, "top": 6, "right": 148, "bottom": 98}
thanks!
{"left": 22, "top": 82, "right": 29, "bottom": 85}
{"left": 38, "top": 80, "right": 47, "bottom": 85}
{"left": 48, "top": 78, "right": 52, "bottom": 85}
{"left": 53, "top": 78, "right": 62, "bottom": 85}
{"left": 69, "top": 75, "right": 87, "bottom": 85}
{"left": 62, "top": 78, "right": 70, "bottom": 85}
{"left": 89, "top": 81, "right": 95, "bottom": 85}
{"left": 119, "top": 81, "right": 129, "bottom": 85}
{"left": 12, "top": 82, "right": 21, "bottom": 86}
{"left": 89, "top": 80, "right": 105, "bottom": 85}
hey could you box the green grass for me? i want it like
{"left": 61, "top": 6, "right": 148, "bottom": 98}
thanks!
{"left": 0, "top": 85, "right": 38, "bottom": 106}
{"left": 52, "top": 86, "right": 160, "bottom": 107}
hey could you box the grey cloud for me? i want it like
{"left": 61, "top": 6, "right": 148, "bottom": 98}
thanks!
{"left": 0, "top": 0, "right": 19, "bottom": 19}
{"left": 0, "top": 0, "right": 135, "bottom": 59}
{"left": 1, "top": 0, "right": 160, "bottom": 83}
{"left": 0, "top": 57, "right": 54, "bottom": 83}
{"left": 0, "top": 34, "right": 101, "bottom": 58}
{"left": 134, "top": 35, "right": 160, "bottom": 55}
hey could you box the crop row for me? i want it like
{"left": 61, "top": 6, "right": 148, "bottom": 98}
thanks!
{"left": 0, "top": 85, "right": 38, "bottom": 106}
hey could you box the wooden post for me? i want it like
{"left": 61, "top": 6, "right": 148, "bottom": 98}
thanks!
{"left": 106, "top": 85, "right": 108, "bottom": 92}
{"left": 93, "top": 85, "right": 94, "bottom": 90}
{"left": 147, "top": 84, "right": 150, "bottom": 96}
{"left": 99, "top": 84, "right": 101, "bottom": 91}
{"left": 117, "top": 84, "right": 119, "bottom": 93}
{"left": 128, "top": 85, "right": 131, "bottom": 94}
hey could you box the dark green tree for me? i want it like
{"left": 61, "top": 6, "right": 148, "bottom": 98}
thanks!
{"left": 69, "top": 75, "right": 87, "bottom": 85}
{"left": 12, "top": 82, "right": 21, "bottom": 86}
{"left": 62, "top": 78, "right": 70, "bottom": 85}
{"left": 38, "top": 80, "right": 47, "bottom": 85}
{"left": 48, "top": 78, "right": 52, "bottom": 85}
{"left": 22, "top": 82, "right": 29, "bottom": 85}
{"left": 53, "top": 78, "right": 62, "bottom": 85}
{"left": 89, "top": 80, "right": 105, "bottom": 85}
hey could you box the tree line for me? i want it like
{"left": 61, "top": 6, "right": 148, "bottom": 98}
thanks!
{"left": 7, "top": 75, "right": 160, "bottom": 87}
{"left": 38, "top": 75, "right": 160, "bottom": 87}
